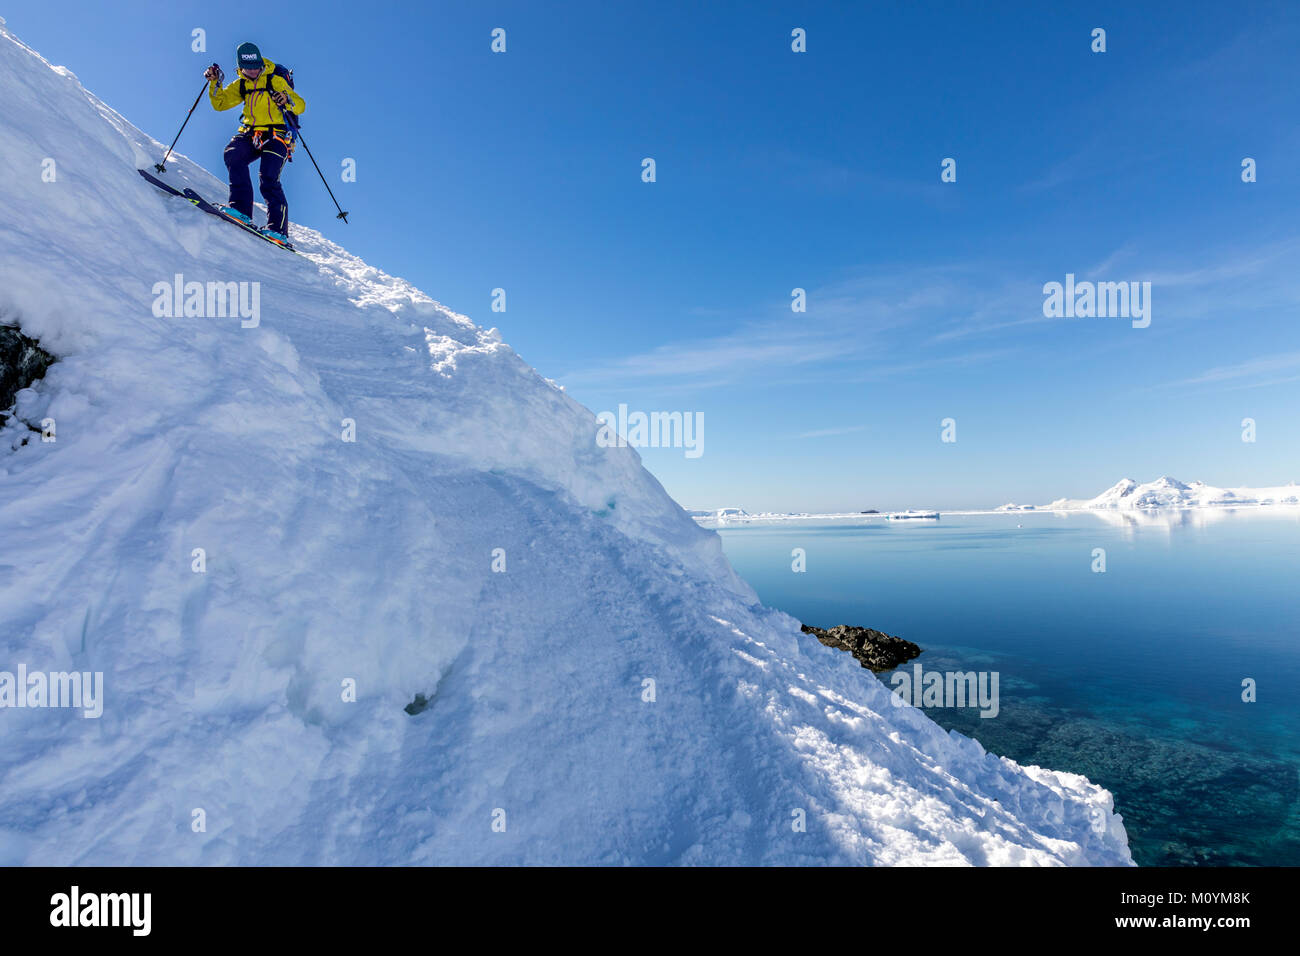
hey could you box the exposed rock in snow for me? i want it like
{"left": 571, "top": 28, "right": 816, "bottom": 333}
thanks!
{"left": 801, "top": 624, "right": 922, "bottom": 673}
{"left": 0, "top": 324, "right": 54, "bottom": 414}
{"left": 0, "top": 322, "right": 54, "bottom": 450}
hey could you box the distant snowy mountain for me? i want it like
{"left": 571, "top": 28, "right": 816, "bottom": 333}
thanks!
{"left": 1043, "top": 476, "right": 1300, "bottom": 511}
{"left": 685, "top": 507, "right": 750, "bottom": 519}
{"left": 0, "top": 25, "right": 1130, "bottom": 865}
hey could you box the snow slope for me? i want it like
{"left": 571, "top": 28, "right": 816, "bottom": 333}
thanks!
{"left": 1045, "top": 476, "right": 1300, "bottom": 511}
{"left": 0, "top": 26, "right": 1131, "bottom": 865}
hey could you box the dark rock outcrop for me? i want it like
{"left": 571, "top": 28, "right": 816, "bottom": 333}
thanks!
{"left": 1, "top": 324, "right": 55, "bottom": 414}
{"left": 801, "top": 623, "right": 921, "bottom": 672}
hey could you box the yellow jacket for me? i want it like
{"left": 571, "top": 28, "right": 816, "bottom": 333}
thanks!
{"left": 209, "top": 58, "right": 306, "bottom": 129}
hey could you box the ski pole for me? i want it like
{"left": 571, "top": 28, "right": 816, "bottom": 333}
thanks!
{"left": 154, "top": 71, "right": 215, "bottom": 173}
{"left": 286, "top": 113, "right": 349, "bottom": 223}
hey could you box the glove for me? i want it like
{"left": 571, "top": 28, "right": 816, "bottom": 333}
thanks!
{"left": 204, "top": 63, "right": 224, "bottom": 83}
{"left": 271, "top": 90, "right": 291, "bottom": 110}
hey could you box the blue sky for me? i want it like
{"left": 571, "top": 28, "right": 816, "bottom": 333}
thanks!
{"left": 7, "top": 0, "right": 1299, "bottom": 510}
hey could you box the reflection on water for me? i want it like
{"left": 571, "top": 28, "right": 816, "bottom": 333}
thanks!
{"left": 1046, "top": 506, "right": 1300, "bottom": 538}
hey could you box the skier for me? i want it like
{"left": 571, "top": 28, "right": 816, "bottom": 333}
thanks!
{"left": 204, "top": 42, "right": 305, "bottom": 247}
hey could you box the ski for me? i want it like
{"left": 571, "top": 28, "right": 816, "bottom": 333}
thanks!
{"left": 137, "top": 167, "right": 186, "bottom": 197}
{"left": 181, "top": 188, "right": 298, "bottom": 253}
{"left": 137, "top": 168, "right": 298, "bottom": 254}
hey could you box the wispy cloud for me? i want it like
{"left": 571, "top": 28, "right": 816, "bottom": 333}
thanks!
{"left": 738, "top": 146, "right": 944, "bottom": 203}
{"left": 560, "top": 229, "right": 1300, "bottom": 394}
{"left": 560, "top": 262, "right": 1023, "bottom": 389}
{"left": 792, "top": 425, "right": 867, "bottom": 439}
{"left": 557, "top": 318, "right": 859, "bottom": 388}
{"left": 1158, "top": 351, "right": 1300, "bottom": 390}
{"left": 1086, "top": 242, "right": 1139, "bottom": 277}
{"left": 1142, "top": 239, "right": 1300, "bottom": 289}
{"left": 1018, "top": 148, "right": 1104, "bottom": 194}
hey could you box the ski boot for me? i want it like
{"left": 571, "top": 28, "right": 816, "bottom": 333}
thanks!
{"left": 259, "top": 227, "right": 294, "bottom": 251}
{"left": 216, "top": 205, "right": 256, "bottom": 228}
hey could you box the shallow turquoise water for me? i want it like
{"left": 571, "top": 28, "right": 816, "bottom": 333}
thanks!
{"left": 715, "top": 510, "right": 1300, "bottom": 866}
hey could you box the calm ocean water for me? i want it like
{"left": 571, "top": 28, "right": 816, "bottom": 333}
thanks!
{"left": 715, "top": 510, "right": 1300, "bottom": 866}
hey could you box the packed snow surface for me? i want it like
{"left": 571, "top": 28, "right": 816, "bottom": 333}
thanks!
{"left": 0, "top": 26, "right": 1131, "bottom": 865}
